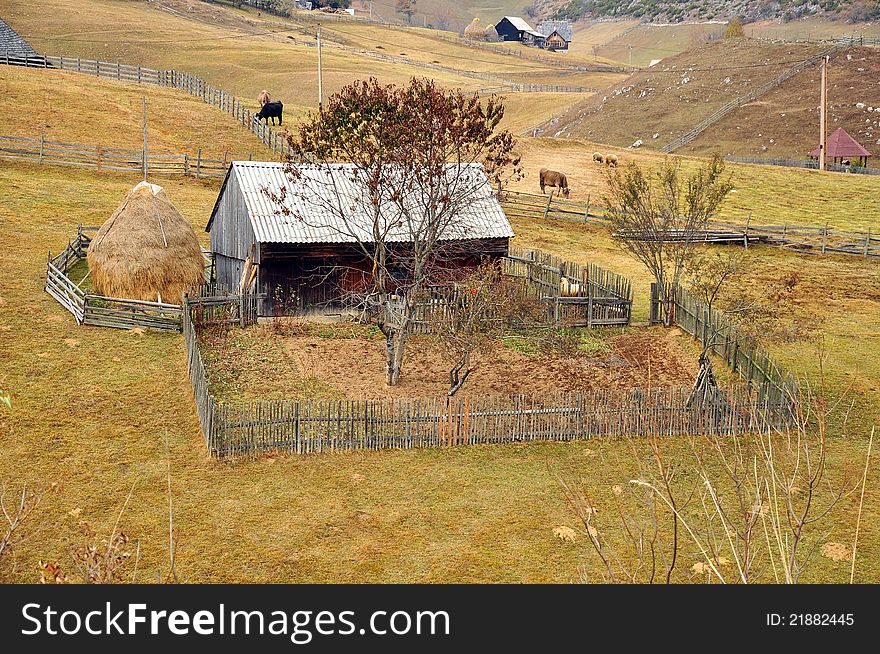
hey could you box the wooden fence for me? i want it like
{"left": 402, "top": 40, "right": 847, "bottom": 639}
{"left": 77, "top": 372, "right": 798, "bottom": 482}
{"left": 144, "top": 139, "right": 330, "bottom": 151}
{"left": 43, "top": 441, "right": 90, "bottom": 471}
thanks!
{"left": 0, "top": 134, "right": 230, "bottom": 178}
{"left": 651, "top": 283, "right": 798, "bottom": 407}
{"left": 181, "top": 294, "right": 791, "bottom": 457}
{"left": 45, "top": 227, "right": 196, "bottom": 332}
{"left": 405, "top": 247, "right": 632, "bottom": 331}
{"left": 502, "top": 246, "right": 632, "bottom": 326}
{"left": 501, "top": 189, "right": 880, "bottom": 259}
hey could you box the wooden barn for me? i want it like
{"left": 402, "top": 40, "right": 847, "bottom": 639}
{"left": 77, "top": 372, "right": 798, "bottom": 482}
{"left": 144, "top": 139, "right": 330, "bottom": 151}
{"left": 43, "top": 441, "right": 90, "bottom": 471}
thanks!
{"left": 206, "top": 162, "right": 515, "bottom": 316}
{"left": 494, "top": 16, "right": 545, "bottom": 47}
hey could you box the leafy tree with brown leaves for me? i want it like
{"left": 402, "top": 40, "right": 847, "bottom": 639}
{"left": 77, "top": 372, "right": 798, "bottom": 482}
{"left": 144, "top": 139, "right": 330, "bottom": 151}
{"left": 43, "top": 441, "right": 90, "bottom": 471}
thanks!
{"left": 279, "top": 78, "right": 520, "bottom": 385}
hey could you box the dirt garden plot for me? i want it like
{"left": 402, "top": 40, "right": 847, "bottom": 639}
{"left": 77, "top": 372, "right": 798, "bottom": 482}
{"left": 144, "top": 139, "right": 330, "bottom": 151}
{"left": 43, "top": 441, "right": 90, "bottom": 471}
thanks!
{"left": 199, "top": 323, "right": 700, "bottom": 402}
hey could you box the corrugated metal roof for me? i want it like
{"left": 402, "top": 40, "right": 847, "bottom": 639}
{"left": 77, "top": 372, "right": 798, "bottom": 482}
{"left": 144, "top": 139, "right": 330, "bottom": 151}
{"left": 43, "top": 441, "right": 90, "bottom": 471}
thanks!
{"left": 229, "top": 161, "right": 514, "bottom": 245}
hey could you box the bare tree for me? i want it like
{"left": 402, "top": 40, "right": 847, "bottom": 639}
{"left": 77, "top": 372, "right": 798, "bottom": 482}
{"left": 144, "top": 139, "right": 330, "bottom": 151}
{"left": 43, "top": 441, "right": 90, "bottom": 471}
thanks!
{"left": 604, "top": 155, "right": 733, "bottom": 327}
{"left": 562, "top": 373, "right": 865, "bottom": 584}
{"left": 274, "top": 78, "right": 520, "bottom": 385}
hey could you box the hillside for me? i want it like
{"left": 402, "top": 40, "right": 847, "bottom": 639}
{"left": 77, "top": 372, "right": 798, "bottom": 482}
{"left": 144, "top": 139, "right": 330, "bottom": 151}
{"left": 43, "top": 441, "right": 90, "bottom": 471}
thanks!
{"left": 549, "top": 0, "right": 880, "bottom": 23}
{"left": 534, "top": 39, "right": 824, "bottom": 148}
{"left": 2, "top": 0, "right": 624, "bottom": 134}
{"left": 684, "top": 45, "right": 880, "bottom": 157}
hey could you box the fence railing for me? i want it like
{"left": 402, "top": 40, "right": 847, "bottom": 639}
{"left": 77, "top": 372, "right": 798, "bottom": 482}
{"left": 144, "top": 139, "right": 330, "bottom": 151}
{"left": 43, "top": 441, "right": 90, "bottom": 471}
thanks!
{"left": 651, "top": 283, "right": 798, "bottom": 407}
{"left": 181, "top": 293, "right": 790, "bottom": 457}
{"left": 725, "top": 155, "right": 880, "bottom": 177}
{"left": 0, "top": 134, "right": 230, "bottom": 177}
{"left": 1, "top": 52, "right": 290, "bottom": 159}
{"left": 501, "top": 189, "right": 880, "bottom": 259}
{"left": 660, "top": 46, "right": 840, "bottom": 153}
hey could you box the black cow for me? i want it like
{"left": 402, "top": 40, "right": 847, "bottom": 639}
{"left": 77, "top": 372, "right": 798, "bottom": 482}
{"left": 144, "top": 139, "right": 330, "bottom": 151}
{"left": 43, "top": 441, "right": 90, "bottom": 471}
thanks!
{"left": 255, "top": 100, "right": 283, "bottom": 126}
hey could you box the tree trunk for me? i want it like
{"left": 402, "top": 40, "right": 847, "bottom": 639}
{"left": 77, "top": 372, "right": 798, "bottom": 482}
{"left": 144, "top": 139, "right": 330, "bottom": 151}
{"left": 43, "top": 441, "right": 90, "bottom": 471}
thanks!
{"left": 385, "top": 328, "right": 408, "bottom": 386}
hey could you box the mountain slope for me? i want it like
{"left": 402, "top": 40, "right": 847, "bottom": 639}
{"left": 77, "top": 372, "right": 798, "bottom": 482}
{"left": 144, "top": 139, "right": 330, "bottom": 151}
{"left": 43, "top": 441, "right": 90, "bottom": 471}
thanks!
{"left": 534, "top": 39, "right": 824, "bottom": 148}
{"left": 683, "top": 45, "right": 880, "bottom": 158}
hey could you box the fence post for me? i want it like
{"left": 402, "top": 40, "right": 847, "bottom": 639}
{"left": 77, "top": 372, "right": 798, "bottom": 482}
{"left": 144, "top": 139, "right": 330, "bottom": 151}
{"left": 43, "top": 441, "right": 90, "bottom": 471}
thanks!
{"left": 865, "top": 227, "right": 872, "bottom": 258}
{"left": 39, "top": 133, "right": 44, "bottom": 164}
{"left": 821, "top": 221, "right": 828, "bottom": 254}
{"left": 183, "top": 153, "right": 189, "bottom": 177}
{"left": 97, "top": 145, "right": 103, "bottom": 173}
{"left": 196, "top": 147, "right": 202, "bottom": 179}
{"left": 743, "top": 211, "right": 751, "bottom": 249}
{"left": 543, "top": 190, "right": 554, "bottom": 220}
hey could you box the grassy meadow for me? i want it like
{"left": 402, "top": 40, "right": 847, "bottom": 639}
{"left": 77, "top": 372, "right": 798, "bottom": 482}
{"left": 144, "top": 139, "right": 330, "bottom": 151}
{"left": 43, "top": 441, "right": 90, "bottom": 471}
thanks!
{"left": 0, "top": 1, "right": 877, "bottom": 585}
{"left": 1, "top": 158, "right": 877, "bottom": 584}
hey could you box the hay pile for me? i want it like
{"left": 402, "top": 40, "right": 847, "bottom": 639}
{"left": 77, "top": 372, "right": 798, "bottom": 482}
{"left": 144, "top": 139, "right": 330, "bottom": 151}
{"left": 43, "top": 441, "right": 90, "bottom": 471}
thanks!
{"left": 484, "top": 23, "right": 499, "bottom": 41}
{"left": 87, "top": 181, "right": 204, "bottom": 303}
{"left": 463, "top": 17, "right": 484, "bottom": 39}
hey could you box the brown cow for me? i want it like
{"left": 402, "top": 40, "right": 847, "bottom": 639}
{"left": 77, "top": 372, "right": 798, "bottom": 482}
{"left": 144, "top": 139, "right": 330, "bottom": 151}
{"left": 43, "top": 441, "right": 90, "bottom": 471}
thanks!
{"left": 257, "top": 90, "right": 271, "bottom": 107}
{"left": 539, "top": 168, "right": 570, "bottom": 198}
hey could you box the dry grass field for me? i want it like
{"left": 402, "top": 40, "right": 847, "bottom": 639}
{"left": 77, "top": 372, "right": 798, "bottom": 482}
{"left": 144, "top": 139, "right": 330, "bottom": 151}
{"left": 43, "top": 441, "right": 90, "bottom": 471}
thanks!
{"left": 684, "top": 46, "right": 880, "bottom": 159}
{"left": 510, "top": 137, "right": 880, "bottom": 231}
{"left": 2, "top": 0, "right": 623, "bottom": 135}
{"left": 0, "top": 65, "right": 269, "bottom": 159}
{"left": 539, "top": 40, "right": 825, "bottom": 149}
{"left": 595, "top": 22, "right": 725, "bottom": 67}
{"left": 0, "top": 3, "right": 878, "bottom": 585}
{"left": 1, "top": 158, "right": 877, "bottom": 584}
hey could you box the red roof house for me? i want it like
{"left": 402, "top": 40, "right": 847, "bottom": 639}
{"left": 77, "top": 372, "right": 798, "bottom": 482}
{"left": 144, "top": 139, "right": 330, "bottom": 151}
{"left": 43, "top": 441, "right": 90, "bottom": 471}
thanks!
{"left": 810, "top": 127, "right": 872, "bottom": 166}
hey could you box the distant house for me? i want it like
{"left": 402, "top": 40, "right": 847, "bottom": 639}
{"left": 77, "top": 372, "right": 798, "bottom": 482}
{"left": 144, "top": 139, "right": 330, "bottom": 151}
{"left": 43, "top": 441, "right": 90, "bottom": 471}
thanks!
{"left": 495, "top": 16, "right": 546, "bottom": 47}
{"left": 537, "top": 20, "right": 572, "bottom": 51}
{"left": 810, "top": 127, "right": 873, "bottom": 167}
{"left": 207, "top": 162, "right": 514, "bottom": 316}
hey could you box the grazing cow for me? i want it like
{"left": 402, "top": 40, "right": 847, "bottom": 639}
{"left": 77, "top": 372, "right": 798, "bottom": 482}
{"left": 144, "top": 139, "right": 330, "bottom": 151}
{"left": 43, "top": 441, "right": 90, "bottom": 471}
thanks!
{"left": 605, "top": 154, "right": 619, "bottom": 168}
{"left": 539, "top": 168, "right": 570, "bottom": 198}
{"left": 257, "top": 90, "right": 271, "bottom": 106}
{"left": 255, "top": 100, "right": 283, "bottom": 126}
{"left": 592, "top": 152, "right": 604, "bottom": 164}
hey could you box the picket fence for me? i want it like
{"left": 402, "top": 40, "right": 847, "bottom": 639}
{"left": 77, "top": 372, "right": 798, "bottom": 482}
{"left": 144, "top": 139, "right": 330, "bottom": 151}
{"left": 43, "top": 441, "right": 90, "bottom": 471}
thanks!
{"left": 182, "top": 294, "right": 791, "bottom": 458}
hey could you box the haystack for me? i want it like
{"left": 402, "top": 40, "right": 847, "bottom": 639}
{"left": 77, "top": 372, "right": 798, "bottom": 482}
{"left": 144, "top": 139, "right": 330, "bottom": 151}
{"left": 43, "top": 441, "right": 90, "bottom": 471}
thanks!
{"left": 464, "top": 17, "right": 484, "bottom": 39}
{"left": 484, "top": 24, "right": 499, "bottom": 41}
{"left": 87, "top": 181, "right": 204, "bottom": 303}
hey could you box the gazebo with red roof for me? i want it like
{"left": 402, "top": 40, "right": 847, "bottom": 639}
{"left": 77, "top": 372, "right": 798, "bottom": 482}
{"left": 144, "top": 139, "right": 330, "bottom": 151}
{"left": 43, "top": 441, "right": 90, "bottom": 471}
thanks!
{"left": 810, "top": 127, "right": 872, "bottom": 167}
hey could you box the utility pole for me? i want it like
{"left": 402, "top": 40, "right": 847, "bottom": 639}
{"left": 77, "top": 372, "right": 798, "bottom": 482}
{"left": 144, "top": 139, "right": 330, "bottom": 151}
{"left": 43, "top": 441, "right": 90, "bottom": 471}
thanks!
{"left": 819, "top": 55, "right": 828, "bottom": 171}
{"left": 142, "top": 96, "right": 148, "bottom": 182}
{"left": 628, "top": 45, "right": 633, "bottom": 67}
{"left": 317, "top": 24, "right": 323, "bottom": 109}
